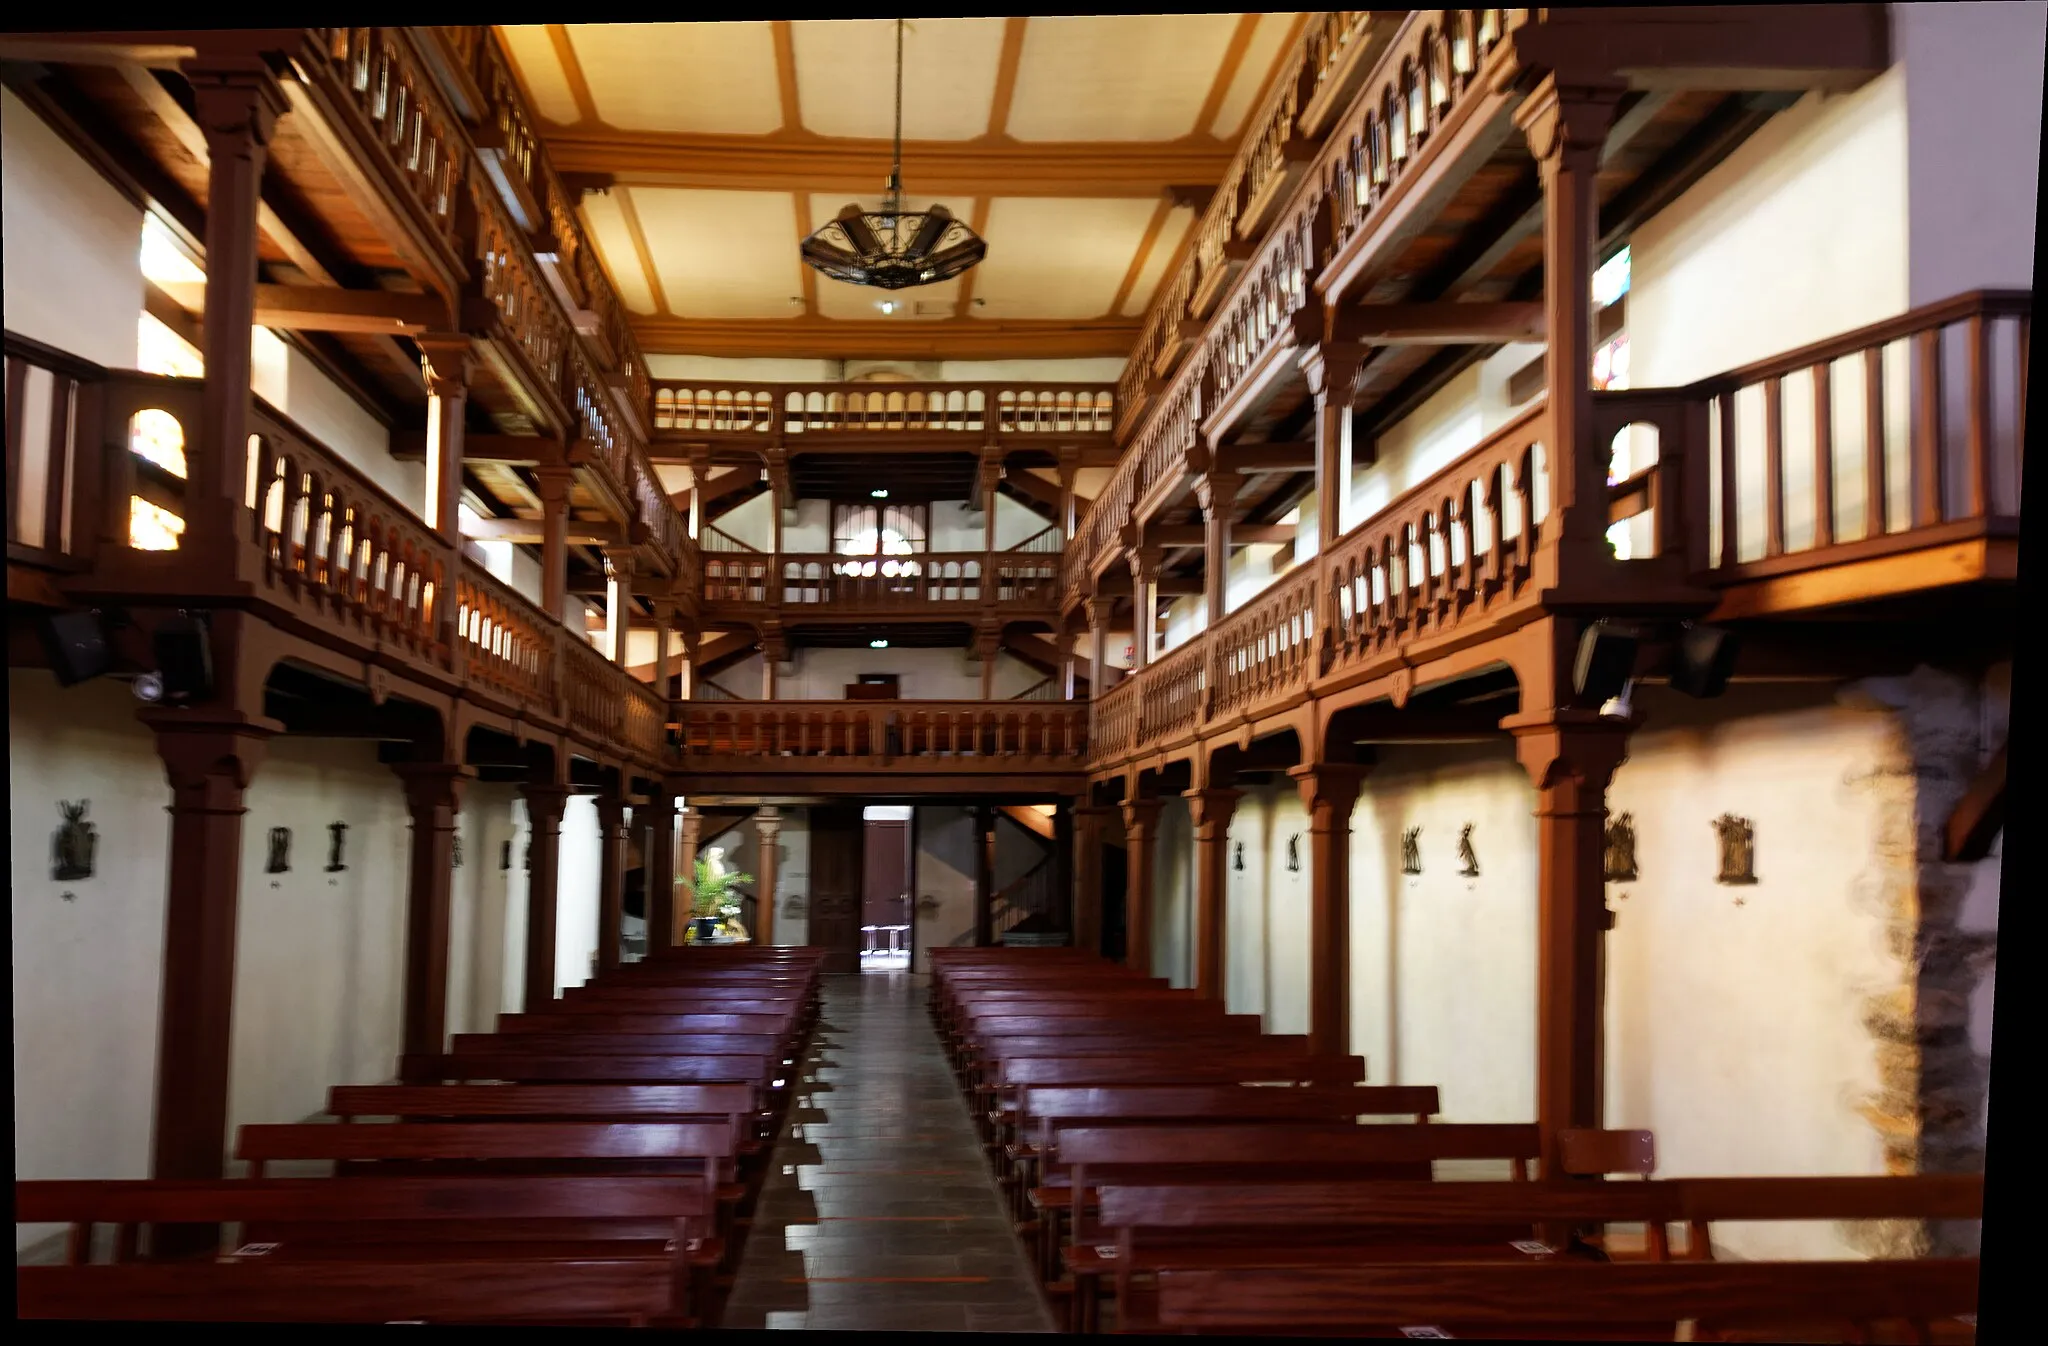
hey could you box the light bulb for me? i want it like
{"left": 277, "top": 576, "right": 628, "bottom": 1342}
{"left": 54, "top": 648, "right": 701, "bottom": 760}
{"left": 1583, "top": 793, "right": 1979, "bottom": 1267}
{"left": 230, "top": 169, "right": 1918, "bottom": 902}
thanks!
{"left": 870, "top": 639, "right": 889, "bottom": 649}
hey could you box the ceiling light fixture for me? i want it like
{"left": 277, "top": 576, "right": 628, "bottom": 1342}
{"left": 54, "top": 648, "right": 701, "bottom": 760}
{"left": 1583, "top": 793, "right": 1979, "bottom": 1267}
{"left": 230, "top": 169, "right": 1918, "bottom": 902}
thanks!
{"left": 800, "top": 19, "right": 986, "bottom": 291}
{"left": 871, "top": 488, "right": 890, "bottom": 498}
{"left": 870, "top": 639, "right": 890, "bottom": 649}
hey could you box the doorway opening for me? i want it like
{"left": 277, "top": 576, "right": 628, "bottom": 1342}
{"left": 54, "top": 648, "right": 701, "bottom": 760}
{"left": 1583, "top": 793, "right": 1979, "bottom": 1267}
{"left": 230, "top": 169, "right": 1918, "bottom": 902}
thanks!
{"left": 861, "top": 805, "right": 914, "bottom": 971}
{"left": 1100, "top": 842, "right": 1128, "bottom": 963}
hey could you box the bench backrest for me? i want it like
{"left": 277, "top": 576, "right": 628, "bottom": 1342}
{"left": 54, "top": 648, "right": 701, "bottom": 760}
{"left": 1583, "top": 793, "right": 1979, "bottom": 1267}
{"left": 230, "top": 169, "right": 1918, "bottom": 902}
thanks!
{"left": 236, "top": 1121, "right": 738, "bottom": 1173}
{"left": 1003, "top": 1056, "right": 1367, "bottom": 1088}
{"left": 1059, "top": 1123, "right": 1540, "bottom": 1169}
{"left": 1022, "top": 1085, "right": 1441, "bottom": 1134}
{"left": 983, "top": 1035, "right": 1310, "bottom": 1061}
{"left": 1154, "top": 1260, "right": 1981, "bottom": 1332}
{"left": 407, "top": 1054, "right": 777, "bottom": 1085}
{"left": 449, "top": 1033, "right": 783, "bottom": 1058}
{"left": 495, "top": 1013, "right": 794, "bottom": 1035}
{"left": 327, "top": 1084, "right": 759, "bottom": 1123}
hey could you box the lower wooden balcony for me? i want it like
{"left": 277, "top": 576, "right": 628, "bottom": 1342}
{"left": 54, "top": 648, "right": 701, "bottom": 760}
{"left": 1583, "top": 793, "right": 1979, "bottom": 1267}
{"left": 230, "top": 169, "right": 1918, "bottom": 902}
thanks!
{"left": 668, "top": 700, "right": 1088, "bottom": 795}
{"left": 1086, "top": 291, "right": 2027, "bottom": 776}
{"left": 699, "top": 549, "right": 1063, "bottom": 629}
{"left": 6, "top": 333, "right": 669, "bottom": 772}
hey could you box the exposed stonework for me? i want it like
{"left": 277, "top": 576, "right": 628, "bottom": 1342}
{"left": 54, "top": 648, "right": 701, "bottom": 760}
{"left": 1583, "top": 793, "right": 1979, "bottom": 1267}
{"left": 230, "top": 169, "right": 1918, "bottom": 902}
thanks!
{"left": 1837, "top": 663, "right": 2003, "bottom": 1257}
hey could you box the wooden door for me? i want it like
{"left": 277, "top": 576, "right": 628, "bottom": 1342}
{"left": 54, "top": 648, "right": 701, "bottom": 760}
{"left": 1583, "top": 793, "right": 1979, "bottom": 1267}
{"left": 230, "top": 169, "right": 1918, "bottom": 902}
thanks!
{"left": 809, "top": 806, "right": 863, "bottom": 974}
{"left": 863, "top": 820, "right": 909, "bottom": 943}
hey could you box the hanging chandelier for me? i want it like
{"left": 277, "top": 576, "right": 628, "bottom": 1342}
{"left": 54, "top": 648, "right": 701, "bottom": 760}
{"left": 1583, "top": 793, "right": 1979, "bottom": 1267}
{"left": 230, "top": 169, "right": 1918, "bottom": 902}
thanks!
{"left": 800, "top": 18, "right": 986, "bottom": 291}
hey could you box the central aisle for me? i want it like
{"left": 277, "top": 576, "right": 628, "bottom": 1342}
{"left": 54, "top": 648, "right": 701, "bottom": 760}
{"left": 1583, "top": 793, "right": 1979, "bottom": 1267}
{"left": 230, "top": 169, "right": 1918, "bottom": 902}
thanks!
{"left": 721, "top": 971, "right": 1056, "bottom": 1333}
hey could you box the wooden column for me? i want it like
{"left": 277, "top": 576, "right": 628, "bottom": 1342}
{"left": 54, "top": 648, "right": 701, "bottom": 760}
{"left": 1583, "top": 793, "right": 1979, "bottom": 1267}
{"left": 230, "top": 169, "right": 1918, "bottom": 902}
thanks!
{"left": 1058, "top": 627, "right": 1078, "bottom": 700}
{"left": 595, "top": 789, "right": 630, "bottom": 973}
{"left": 1085, "top": 598, "right": 1112, "bottom": 695}
{"left": 973, "top": 805, "right": 997, "bottom": 946}
{"left": 1305, "top": 344, "right": 1366, "bottom": 552}
{"left": 1516, "top": 76, "right": 1624, "bottom": 559}
{"left": 1121, "top": 796, "right": 1163, "bottom": 973}
{"left": 1074, "top": 804, "right": 1112, "bottom": 958}
{"left": 603, "top": 549, "right": 636, "bottom": 665}
{"left": 676, "top": 805, "right": 703, "bottom": 941}
{"left": 416, "top": 335, "right": 475, "bottom": 548}
{"left": 1057, "top": 446, "right": 1081, "bottom": 539}
{"left": 1506, "top": 709, "right": 1633, "bottom": 1176}
{"left": 146, "top": 713, "right": 272, "bottom": 1182}
{"left": 755, "top": 807, "right": 782, "bottom": 947}
{"left": 977, "top": 624, "right": 1001, "bottom": 700}
{"left": 1288, "top": 762, "right": 1368, "bottom": 1055}
{"left": 643, "top": 788, "right": 677, "bottom": 949}
{"left": 1187, "top": 787, "right": 1242, "bottom": 1000}
{"left": 187, "top": 61, "right": 287, "bottom": 514}
{"left": 1196, "top": 471, "right": 1242, "bottom": 626}
{"left": 520, "top": 779, "right": 571, "bottom": 1009}
{"left": 1054, "top": 802, "right": 1076, "bottom": 935}
{"left": 535, "top": 466, "right": 574, "bottom": 620}
{"left": 761, "top": 633, "right": 784, "bottom": 700}
{"left": 1127, "top": 548, "right": 1161, "bottom": 671}
{"left": 395, "top": 762, "right": 471, "bottom": 1077}
{"left": 979, "top": 445, "right": 1004, "bottom": 550}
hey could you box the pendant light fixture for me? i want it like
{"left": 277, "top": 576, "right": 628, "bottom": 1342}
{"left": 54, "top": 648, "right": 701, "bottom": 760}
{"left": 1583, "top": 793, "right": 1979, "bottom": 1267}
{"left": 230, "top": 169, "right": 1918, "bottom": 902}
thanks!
{"left": 800, "top": 18, "right": 987, "bottom": 291}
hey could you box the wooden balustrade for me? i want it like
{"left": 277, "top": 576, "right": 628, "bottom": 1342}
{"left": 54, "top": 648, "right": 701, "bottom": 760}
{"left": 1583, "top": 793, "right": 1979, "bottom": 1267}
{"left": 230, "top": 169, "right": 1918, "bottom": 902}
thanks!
{"left": 1138, "top": 636, "right": 1207, "bottom": 742}
{"left": 674, "top": 701, "right": 1088, "bottom": 767}
{"left": 649, "top": 381, "right": 1115, "bottom": 439}
{"left": 700, "top": 547, "right": 1063, "bottom": 613}
{"left": 311, "top": 29, "right": 468, "bottom": 262}
{"left": 1208, "top": 561, "right": 1319, "bottom": 721}
{"left": 469, "top": 170, "right": 568, "bottom": 395}
{"left": 457, "top": 565, "right": 558, "bottom": 708}
{"left": 6, "top": 332, "right": 109, "bottom": 570}
{"left": 1089, "top": 677, "right": 1138, "bottom": 758}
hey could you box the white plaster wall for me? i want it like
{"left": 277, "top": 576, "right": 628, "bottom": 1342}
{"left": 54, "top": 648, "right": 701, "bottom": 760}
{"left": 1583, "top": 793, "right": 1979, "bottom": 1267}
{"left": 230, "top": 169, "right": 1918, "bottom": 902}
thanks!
{"left": 1223, "top": 787, "right": 1273, "bottom": 1020}
{"left": 503, "top": 798, "right": 532, "bottom": 1015}
{"left": 554, "top": 795, "right": 604, "bottom": 994}
{"left": 915, "top": 807, "right": 978, "bottom": 968}
{"left": 1152, "top": 795, "right": 1195, "bottom": 988}
{"left": 646, "top": 354, "right": 841, "bottom": 382}
{"left": 2, "top": 87, "right": 143, "bottom": 368}
{"left": 456, "top": 782, "right": 523, "bottom": 1035}
{"left": 1352, "top": 343, "right": 1545, "bottom": 528}
{"left": 773, "top": 645, "right": 1040, "bottom": 700}
{"left": 939, "top": 358, "right": 1127, "bottom": 383}
{"left": 1345, "top": 743, "right": 1539, "bottom": 1121}
{"left": 1222, "top": 783, "right": 1312, "bottom": 1035}
{"left": 714, "top": 491, "right": 778, "bottom": 550}
{"left": 771, "top": 810, "right": 811, "bottom": 947}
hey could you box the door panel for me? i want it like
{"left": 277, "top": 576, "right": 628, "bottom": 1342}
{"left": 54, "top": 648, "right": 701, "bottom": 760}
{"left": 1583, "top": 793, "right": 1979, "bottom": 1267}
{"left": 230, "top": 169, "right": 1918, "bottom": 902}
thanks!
{"left": 810, "top": 806, "right": 863, "bottom": 974}
{"left": 863, "top": 821, "right": 908, "bottom": 930}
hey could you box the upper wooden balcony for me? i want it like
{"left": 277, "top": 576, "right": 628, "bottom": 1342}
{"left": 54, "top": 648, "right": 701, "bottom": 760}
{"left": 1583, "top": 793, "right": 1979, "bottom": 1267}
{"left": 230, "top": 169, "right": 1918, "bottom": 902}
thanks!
{"left": 649, "top": 379, "right": 1118, "bottom": 452}
{"left": 2, "top": 27, "right": 687, "bottom": 587}
{"left": 699, "top": 529, "right": 1065, "bottom": 634}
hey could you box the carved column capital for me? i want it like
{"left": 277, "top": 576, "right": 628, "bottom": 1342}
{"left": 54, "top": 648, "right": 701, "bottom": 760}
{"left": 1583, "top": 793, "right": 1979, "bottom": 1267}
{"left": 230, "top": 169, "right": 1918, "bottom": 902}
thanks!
{"left": 594, "top": 791, "right": 630, "bottom": 834}
{"left": 1185, "top": 786, "right": 1243, "bottom": 835}
{"left": 1503, "top": 708, "right": 1635, "bottom": 809}
{"left": 519, "top": 779, "right": 573, "bottom": 830}
{"left": 534, "top": 465, "right": 576, "bottom": 510}
{"left": 1512, "top": 75, "right": 1626, "bottom": 172}
{"left": 415, "top": 333, "right": 478, "bottom": 397}
{"left": 1121, "top": 796, "right": 1164, "bottom": 835}
{"left": 185, "top": 59, "right": 291, "bottom": 152}
{"left": 394, "top": 761, "right": 474, "bottom": 817}
{"left": 144, "top": 712, "right": 278, "bottom": 807}
{"left": 1288, "top": 761, "right": 1369, "bottom": 824}
{"left": 1301, "top": 340, "right": 1370, "bottom": 404}
{"left": 1193, "top": 470, "right": 1245, "bottom": 519}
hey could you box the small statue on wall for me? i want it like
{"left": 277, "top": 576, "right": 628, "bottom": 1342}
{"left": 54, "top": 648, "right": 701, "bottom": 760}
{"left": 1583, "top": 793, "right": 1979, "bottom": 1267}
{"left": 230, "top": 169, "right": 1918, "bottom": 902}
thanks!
{"left": 1232, "top": 840, "right": 1245, "bottom": 872}
{"left": 1457, "top": 823, "right": 1480, "bottom": 878}
{"left": 500, "top": 840, "right": 513, "bottom": 871}
{"left": 1604, "top": 812, "right": 1638, "bottom": 883}
{"left": 53, "top": 800, "right": 97, "bottom": 882}
{"left": 1713, "top": 814, "right": 1757, "bottom": 891}
{"left": 266, "top": 827, "right": 292, "bottom": 875}
{"left": 1400, "top": 826, "right": 1422, "bottom": 876}
{"left": 452, "top": 834, "right": 463, "bottom": 869}
{"left": 1285, "top": 836, "right": 1300, "bottom": 872}
{"left": 326, "top": 821, "right": 349, "bottom": 873}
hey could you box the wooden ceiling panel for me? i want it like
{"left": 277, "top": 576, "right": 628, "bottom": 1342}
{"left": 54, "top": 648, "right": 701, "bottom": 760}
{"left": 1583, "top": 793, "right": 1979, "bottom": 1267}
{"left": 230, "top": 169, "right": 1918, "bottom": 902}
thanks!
{"left": 1207, "top": 12, "right": 1307, "bottom": 140}
{"left": 496, "top": 25, "right": 583, "bottom": 125}
{"left": 1118, "top": 202, "right": 1196, "bottom": 318}
{"left": 973, "top": 197, "right": 1163, "bottom": 320}
{"left": 567, "top": 22, "right": 782, "bottom": 135}
{"left": 577, "top": 189, "right": 660, "bottom": 314}
{"left": 1005, "top": 14, "right": 1242, "bottom": 143}
{"left": 791, "top": 18, "right": 1007, "bottom": 141}
{"left": 632, "top": 188, "right": 804, "bottom": 319}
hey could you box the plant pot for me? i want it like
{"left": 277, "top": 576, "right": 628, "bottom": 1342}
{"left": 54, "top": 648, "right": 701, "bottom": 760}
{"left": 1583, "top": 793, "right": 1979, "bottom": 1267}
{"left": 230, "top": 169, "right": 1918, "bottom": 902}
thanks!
{"left": 689, "top": 916, "right": 721, "bottom": 942}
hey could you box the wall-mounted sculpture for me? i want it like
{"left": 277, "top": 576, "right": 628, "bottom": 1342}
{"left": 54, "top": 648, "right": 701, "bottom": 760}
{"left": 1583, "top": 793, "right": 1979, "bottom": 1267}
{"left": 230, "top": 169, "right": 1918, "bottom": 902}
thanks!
{"left": 54, "top": 800, "right": 97, "bottom": 882}
{"left": 266, "top": 827, "right": 292, "bottom": 874}
{"left": 1457, "top": 823, "right": 1480, "bottom": 878}
{"left": 452, "top": 834, "right": 463, "bottom": 869}
{"left": 1233, "top": 840, "right": 1245, "bottom": 872}
{"left": 1714, "top": 814, "right": 1757, "bottom": 893}
{"left": 325, "top": 821, "right": 349, "bottom": 873}
{"left": 1285, "top": 836, "right": 1300, "bottom": 872}
{"left": 1400, "top": 826, "right": 1422, "bottom": 876}
{"left": 1604, "top": 812, "right": 1639, "bottom": 882}
{"left": 500, "top": 840, "right": 512, "bottom": 871}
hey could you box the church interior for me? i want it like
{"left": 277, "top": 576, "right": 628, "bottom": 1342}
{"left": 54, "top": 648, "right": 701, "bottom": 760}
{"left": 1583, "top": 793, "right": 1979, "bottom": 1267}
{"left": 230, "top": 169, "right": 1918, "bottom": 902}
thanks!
{"left": 4, "top": 8, "right": 2029, "bottom": 1335}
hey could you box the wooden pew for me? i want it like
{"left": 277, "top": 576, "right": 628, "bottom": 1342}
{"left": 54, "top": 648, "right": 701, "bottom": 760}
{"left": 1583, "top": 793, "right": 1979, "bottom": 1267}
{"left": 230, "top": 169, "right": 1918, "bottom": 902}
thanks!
{"left": 449, "top": 1032, "right": 786, "bottom": 1059}
{"left": 15, "top": 1175, "right": 717, "bottom": 1324}
{"left": 327, "top": 1083, "right": 770, "bottom": 1168}
{"left": 1084, "top": 1172, "right": 1984, "bottom": 1335}
{"left": 1154, "top": 1259, "right": 1980, "bottom": 1340}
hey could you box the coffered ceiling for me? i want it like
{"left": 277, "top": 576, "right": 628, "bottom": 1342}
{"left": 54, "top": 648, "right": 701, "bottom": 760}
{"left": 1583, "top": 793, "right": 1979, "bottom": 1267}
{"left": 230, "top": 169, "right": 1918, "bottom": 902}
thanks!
{"left": 497, "top": 16, "right": 1306, "bottom": 361}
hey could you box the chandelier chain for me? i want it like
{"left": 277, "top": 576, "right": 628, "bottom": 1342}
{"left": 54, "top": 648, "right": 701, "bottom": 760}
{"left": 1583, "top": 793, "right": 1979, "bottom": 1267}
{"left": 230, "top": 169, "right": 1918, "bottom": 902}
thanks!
{"left": 890, "top": 18, "right": 905, "bottom": 208}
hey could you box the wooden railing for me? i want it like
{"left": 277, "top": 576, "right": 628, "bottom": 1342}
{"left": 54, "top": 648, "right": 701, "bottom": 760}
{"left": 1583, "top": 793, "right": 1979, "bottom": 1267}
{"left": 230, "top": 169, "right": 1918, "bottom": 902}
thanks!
{"left": 651, "top": 381, "right": 1117, "bottom": 439}
{"left": 6, "top": 332, "right": 109, "bottom": 571}
{"left": 311, "top": 29, "right": 468, "bottom": 265}
{"left": 1209, "top": 560, "right": 1319, "bottom": 722}
{"left": 992, "top": 853, "right": 1059, "bottom": 939}
{"left": 701, "top": 547, "right": 1064, "bottom": 612}
{"left": 673, "top": 701, "right": 1089, "bottom": 768}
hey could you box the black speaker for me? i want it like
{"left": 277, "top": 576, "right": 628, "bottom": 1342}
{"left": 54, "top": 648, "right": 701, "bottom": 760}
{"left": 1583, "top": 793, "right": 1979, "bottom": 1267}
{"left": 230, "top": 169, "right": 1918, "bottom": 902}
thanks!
{"left": 1573, "top": 620, "right": 1640, "bottom": 705}
{"left": 38, "top": 610, "right": 112, "bottom": 687}
{"left": 1670, "top": 623, "right": 1738, "bottom": 699}
{"left": 153, "top": 613, "right": 214, "bottom": 701}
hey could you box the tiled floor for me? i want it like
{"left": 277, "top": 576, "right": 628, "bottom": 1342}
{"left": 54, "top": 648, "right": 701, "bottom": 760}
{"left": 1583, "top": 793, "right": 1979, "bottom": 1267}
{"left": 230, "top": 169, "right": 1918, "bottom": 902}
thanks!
{"left": 720, "top": 971, "right": 1056, "bottom": 1333}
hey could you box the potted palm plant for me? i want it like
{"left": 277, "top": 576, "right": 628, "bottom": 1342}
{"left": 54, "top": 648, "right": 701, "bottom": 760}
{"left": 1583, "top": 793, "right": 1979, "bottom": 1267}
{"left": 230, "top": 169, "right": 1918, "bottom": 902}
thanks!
{"left": 680, "top": 854, "right": 754, "bottom": 943}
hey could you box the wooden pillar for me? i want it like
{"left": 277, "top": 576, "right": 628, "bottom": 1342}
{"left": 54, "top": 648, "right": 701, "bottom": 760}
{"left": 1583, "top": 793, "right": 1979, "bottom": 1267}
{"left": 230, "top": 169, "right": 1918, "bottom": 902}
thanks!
{"left": 1054, "top": 801, "right": 1076, "bottom": 935}
{"left": 1058, "top": 627, "right": 1078, "bottom": 700}
{"left": 1121, "top": 796, "right": 1163, "bottom": 973}
{"left": 1516, "top": 76, "right": 1624, "bottom": 559}
{"left": 676, "top": 804, "right": 703, "bottom": 940}
{"left": 1506, "top": 709, "right": 1633, "bottom": 1176}
{"left": 416, "top": 335, "right": 475, "bottom": 548}
{"left": 1074, "top": 804, "right": 1111, "bottom": 958}
{"left": 755, "top": 807, "right": 782, "bottom": 946}
{"left": 396, "top": 762, "right": 470, "bottom": 1077}
{"left": 1187, "top": 786, "right": 1242, "bottom": 1000}
{"left": 643, "top": 787, "right": 677, "bottom": 949}
{"left": 1085, "top": 598, "right": 1111, "bottom": 695}
{"left": 1127, "top": 548, "right": 1161, "bottom": 671}
{"left": 595, "top": 789, "right": 630, "bottom": 973}
{"left": 761, "top": 633, "right": 784, "bottom": 700}
{"left": 973, "top": 805, "right": 997, "bottom": 946}
{"left": 536, "top": 466, "right": 574, "bottom": 620}
{"left": 520, "top": 779, "right": 571, "bottom": 1009}
{"left": 187, "top": 62, "right": 286, "bottom": 514}
{"left": 1305, "top": 345, "right": 1366, "bottom": 552}
{"left": 677, "top": 628, "right": 698, "bottom": 702}
{"left": 979, "top": 445, "right": 1004, "bottom": 551}
{"left": 977, "top": 623, "right": 1000, "bottom": 700}
{"left": 1288, "top": 762, "right": 1368, "bottom": 1055}
{"left": 146, "top": 713, "right": 272, "bottom": 1182}
{"left": 604, "top": 549, "right": 636, "bottom": 666}
{"left": 1057, "top": 446, "right": 1080, "bottom": 539}
{"left": 1197, "top": 471, "right": 1242, "bottom": 626}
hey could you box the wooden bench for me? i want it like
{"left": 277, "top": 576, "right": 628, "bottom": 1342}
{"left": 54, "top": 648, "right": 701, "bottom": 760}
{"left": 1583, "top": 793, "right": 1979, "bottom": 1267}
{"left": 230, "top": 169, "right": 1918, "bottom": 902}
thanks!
{"left": 327, "top": 1083, "right": 770, "bottom": 1166}
{"left": 449, "top": 1032, "right": 787, "bottom": 1059}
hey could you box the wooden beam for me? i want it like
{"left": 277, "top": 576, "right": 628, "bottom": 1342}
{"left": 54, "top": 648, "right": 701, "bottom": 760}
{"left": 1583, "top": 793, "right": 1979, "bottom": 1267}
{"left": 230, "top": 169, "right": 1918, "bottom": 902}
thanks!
{"left": 1147, "top": 523, "right": 1295, "bottom": 546}
{"left": 1216, "top": 443, "right": 1316, "bottom": 475}
{"left": 393, "top": 431, "right": 563, "bottom": 466}
{"left": 770, "top": 20, "right": 803, "bottom": 133}
{"left": 1945, "top": 740, "right": 2008, "bottom": 863}
{"left": 633, "top": 315, "right": 1140, "bottom": 360}
{"left": 540, "top": 126, "right": 1237, "bottom": 198}
{"left": 1107, "top": 194, "right": 1177, "bottom": 321}
{"left": 614, "top": 186, "right": 672, "bottom": 317}
{"left": 463, "top": 517, "right": 621, "bottom": 546}
{"left": 984, "top": 18, "right": 1029, "bottom": 140}
{"left": 545, "top": 23, "right": 602, "bottom": 126}
{"left": 155, "top": 281, "right": 449, "bottom": 334}
{"left": 1332, "top": 302, "right": 1546, "bottom": 345}
{"left": 1194, "top": 15, "right": 1262, "bottom": 139}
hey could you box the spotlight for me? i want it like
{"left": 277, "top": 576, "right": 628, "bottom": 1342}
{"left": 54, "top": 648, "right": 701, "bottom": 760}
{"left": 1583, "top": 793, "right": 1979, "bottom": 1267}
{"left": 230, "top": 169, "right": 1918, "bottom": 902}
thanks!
{"left": 871, "top": 488, "right": 889, "bottom": 498}
{"left": 1573, "top": 620, "right": 1640, "bottom": 707}
{"left": 132, "top": 670, "right": 165, "bottom": 703}
{"left": 870, "top": 639, "right": 889, "bottom": 649}
{"left": 1669, "top": 623, "right": 1738, "bottom": 699}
